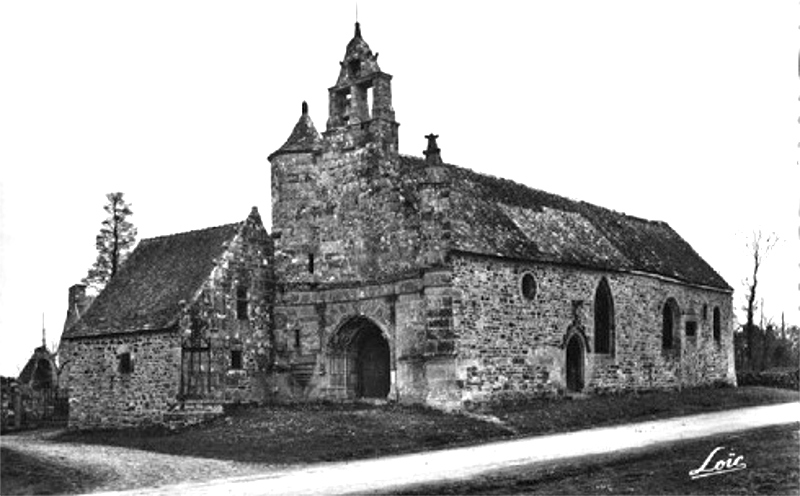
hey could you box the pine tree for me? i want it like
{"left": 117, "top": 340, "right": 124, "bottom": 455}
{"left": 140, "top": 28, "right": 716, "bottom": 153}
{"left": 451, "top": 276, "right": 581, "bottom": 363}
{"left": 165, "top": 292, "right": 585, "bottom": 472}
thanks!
{"left": 82, "top": 192, "right": 138, "bottom": 292}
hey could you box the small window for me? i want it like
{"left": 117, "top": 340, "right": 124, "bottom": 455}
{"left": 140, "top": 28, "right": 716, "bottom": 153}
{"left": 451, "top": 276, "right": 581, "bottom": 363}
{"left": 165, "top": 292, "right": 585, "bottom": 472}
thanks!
{"left": 236, "top": 285, "right": 248, "bottom": 320}
{"left": 702, "top": 304, "right": 708, "bottom": 321}
{"left": 295, "top": 329, "right": 302, "bottom": 348}
{"left": 230, "top": 350, "right": 243, "bottom": 370}
{"left": 308, "top": 253, "right": 315, "bottom": 274}
{"left": 686, "top": 321, "right": 697, "bottom": 337}
{"left": 520, "top": 273, "right": 537, "bottom": 300}
{"left": 713, "top": 307, "right": 721, "bottom": 342}
{"left": 118, "top": 352, "right": 133, "bottom": 374}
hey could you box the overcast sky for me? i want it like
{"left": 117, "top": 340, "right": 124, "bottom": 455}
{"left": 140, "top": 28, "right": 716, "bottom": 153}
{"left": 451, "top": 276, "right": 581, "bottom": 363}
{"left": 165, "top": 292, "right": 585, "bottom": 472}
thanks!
{"left": 0, "top": 1, "right": 797, "bottom": 376}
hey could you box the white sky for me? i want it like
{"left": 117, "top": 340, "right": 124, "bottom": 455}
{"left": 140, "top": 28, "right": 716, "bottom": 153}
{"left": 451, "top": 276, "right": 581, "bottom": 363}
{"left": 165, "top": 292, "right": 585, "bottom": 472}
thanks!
{"left": 0, "top": 1, "right": 797, "bottom": 376}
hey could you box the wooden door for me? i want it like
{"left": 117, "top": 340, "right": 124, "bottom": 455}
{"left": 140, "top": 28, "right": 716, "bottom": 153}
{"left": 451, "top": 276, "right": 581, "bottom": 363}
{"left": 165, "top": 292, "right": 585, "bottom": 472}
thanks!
{"left": 358, "top": 332, "right": 390, "bottom": 398}
{"left": 566, "top": 336, "right": 584, "bottom": 392}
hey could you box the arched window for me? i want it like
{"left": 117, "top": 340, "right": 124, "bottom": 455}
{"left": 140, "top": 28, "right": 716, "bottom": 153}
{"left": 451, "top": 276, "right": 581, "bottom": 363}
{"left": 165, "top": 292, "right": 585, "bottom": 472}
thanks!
{"left": 662, "top": 298, "right": 679, "bottom": 350}
{"left": 520, "top": 272, "right": 537, "bottom": 300}
{"left": 594, "top": 278, "right": 614, "bottom": 354}
{"left": 713, "top": 307, "right": 721, "bottom": 343}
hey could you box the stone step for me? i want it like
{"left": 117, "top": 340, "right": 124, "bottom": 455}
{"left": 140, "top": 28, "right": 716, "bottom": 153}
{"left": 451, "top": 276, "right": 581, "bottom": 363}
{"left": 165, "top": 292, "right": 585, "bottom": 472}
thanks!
{"left": 164, "top": 400, "right": 225, "bottom": 429}
{"left": 291, "top": 362, "right": 315, "bottom": 387}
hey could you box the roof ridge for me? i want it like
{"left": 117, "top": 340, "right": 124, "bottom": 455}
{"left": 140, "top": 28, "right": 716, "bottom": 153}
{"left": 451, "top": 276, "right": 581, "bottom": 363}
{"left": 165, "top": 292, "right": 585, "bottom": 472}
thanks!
{"left": 142, "top": 222, "right": 240, "bottom": 243}
{"left": 400, "top": 153, "right": 668, "bottom": 227}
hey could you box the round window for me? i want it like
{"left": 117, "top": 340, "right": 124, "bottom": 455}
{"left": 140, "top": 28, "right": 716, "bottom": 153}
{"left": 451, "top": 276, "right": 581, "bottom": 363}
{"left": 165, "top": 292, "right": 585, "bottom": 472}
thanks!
{"left": 521, "top": 273, "right": 537, "bottom": 300}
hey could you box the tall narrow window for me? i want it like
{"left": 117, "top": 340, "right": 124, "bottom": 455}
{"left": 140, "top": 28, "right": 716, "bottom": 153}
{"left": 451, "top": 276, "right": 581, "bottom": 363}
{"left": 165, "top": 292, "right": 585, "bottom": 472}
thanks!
{"left": 662, "top": 298, "right": 679, "bottom": 350}
{"left": 236, "top": 285, "right": 248, "bottom": 320}
{"left": 308, "top": 253, "right": 315, "bottom": 274}
{"left": 366, "top": 86, "right": 374, "bottom": 118}
{"left": 713, "top": 307, "right": 721, "bottom": 343}
{"left": 594, "top": 277, "right": 615, "bottom": 354}
{"left": 295, "top": 329, "right": 302, "bottom": 349}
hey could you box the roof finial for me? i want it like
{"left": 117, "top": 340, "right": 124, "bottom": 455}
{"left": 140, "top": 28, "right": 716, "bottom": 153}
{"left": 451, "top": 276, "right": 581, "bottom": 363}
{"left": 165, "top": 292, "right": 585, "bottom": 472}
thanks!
{"left": 42, "top": 313, "right": 46, "bottom": 348}
{"left": 424, "top": 134, "right": 442, "bottom": 165}
{"left": 354, "top": 20, "right": 361, "bottom": 39}
{"left": 302, "top": 101, "right": 308, "bottom": 116}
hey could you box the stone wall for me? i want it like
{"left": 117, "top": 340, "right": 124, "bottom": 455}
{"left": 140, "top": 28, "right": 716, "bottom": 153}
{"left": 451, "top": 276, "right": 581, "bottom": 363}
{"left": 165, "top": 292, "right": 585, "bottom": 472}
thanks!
{"left": 450, "top": 254, "right": 735, "bottom": 404}
{"left": 61, "top": 332, "right": 181, "bottom": 429}
{"left": 179, "top": 212, "right": 273, "bottom": 404}
{"left": 270, "top": 137, "right": 426, "bottom": 286}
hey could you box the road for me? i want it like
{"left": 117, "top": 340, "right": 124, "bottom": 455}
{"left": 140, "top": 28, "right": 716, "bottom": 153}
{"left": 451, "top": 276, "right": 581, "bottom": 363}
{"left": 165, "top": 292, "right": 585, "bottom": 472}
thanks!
{"left": 90, "top": 402, "right": 799, "bottom": 496}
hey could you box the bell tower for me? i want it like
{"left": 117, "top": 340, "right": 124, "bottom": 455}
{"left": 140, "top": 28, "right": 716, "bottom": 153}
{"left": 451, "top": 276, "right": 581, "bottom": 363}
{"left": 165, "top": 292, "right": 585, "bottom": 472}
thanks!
{"left": 325, "top": 22, "right": 398, "bottom": 152}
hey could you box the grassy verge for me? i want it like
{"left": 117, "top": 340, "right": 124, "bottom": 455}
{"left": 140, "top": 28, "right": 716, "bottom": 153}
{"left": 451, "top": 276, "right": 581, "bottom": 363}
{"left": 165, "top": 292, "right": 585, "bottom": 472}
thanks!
{"left": 487, "top": 385, "right": 800, "bottom": 437}
{"left": 0, "top": 447, "right": 107, "bottom": 495}
{"left": 390, "top": 423, "right": 800, "bottom": 495}
{"left": 52, "top": 386, "right": 798, "bottom": 466}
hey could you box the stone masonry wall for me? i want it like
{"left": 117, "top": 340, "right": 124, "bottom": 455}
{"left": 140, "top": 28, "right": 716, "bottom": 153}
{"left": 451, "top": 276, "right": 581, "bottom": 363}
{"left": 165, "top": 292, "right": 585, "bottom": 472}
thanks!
{"left": 62, "top": 332, "right": 181, "bottom": 429}
{"left": 451, "top": 254, "right": 735, "bottom": 404}
{"left": 271, "top": 140, "right": 425, "bottom": 286}
{"left": 181, "top": 214, "right": 273, "bottom": 404}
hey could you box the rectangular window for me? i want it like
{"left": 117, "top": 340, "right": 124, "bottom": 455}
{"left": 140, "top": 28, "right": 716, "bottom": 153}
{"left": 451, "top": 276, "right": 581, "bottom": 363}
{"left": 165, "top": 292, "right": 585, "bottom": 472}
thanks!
{"left": 308, "top": 253, "right": 315, "bottom": 274}
{"left": 236, "top": 286, "right": 248, "bottom": 320}
{"left": 295, "top": 329, "right": 302, "bottom": 348}
{"left": 230, "top": 350, "right": 243, "bottom": 370}
{"left": 686, "top": 321, "right": 697, "bottom": 337}
{"left": 118, "top": 352, "right": 133, "bottom": 374}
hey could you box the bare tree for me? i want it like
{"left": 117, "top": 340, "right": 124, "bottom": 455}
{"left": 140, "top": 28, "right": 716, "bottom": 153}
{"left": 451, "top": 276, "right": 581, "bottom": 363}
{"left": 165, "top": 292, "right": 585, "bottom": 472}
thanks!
{"left": 743, "top": 231, "right": 777, "bottom": 368}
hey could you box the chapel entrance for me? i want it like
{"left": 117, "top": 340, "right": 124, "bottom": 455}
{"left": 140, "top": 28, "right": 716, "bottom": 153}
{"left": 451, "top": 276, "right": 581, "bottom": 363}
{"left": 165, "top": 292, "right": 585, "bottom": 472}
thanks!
{"left": 566, "top": 334, "right": 585, "bottom": 392}
{"left": 330, "top": 317, "right": 391, "bottom": 399}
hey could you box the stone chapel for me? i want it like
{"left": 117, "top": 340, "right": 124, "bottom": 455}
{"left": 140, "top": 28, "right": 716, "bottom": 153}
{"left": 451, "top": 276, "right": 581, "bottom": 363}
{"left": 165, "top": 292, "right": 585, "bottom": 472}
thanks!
{"left": 60, "top": 23, "right": 735, "bottom": 428}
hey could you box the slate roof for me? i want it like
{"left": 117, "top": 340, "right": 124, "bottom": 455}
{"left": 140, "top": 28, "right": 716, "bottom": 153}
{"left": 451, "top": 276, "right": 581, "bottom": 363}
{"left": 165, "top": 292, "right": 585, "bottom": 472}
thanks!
{"left": 400, "top": 155, "right": 731, "bottom": 291}
{"left": 65, "top": 223, "right": 240, "bottom": 338}
{"left": 268, "top": 102, "right": 322, "bottom": 160}
{"left": 17, "top": 346, "right": 54, "bottom": 385}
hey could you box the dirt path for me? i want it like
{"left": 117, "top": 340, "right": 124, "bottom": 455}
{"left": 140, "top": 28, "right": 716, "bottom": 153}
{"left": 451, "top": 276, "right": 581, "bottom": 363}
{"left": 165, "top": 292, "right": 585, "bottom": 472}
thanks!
{"left": 3, "top": 402, "right": 798, "bottom": 495}
{"left": 0, "top": 429, "right": 279, "bottom": 493}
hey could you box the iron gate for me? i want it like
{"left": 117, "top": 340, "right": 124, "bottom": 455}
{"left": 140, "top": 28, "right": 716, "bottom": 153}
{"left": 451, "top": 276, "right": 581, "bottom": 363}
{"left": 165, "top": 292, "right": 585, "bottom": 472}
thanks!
{"left": 180, "top": 332, "right": 211, "bottom": 399}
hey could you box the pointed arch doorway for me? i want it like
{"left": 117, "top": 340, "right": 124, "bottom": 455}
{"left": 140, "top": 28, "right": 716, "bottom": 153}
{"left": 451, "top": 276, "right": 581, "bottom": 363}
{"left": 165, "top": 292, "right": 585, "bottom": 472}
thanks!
{"left": 329, "top": 316, "right": 391, "bottom": 399}
{"left": 566, "top": 334, "right": 585, "bottom": 393}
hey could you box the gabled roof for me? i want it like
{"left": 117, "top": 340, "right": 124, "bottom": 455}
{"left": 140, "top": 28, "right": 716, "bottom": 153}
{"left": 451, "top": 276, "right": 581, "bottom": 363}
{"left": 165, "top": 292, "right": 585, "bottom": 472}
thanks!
{"left": 400, "top": 155, "right": 731, "bottom": 291}
{"left": 64, "top": 223, "right": 240, "bottom": 338}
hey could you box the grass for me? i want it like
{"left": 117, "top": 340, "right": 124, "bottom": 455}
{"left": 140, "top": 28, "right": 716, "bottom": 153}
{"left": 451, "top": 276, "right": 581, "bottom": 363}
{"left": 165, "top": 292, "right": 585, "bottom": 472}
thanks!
{"left": 389, "top": 423, "right": 800, "bottom": 495}
{"left": 485, "top": 385, "right": 800, "bottom": 437}
{"left": 0, "top": 447, "right": 107, "bottom": 495}
{"left": 54, "top": 401, "right": 511, "bottom": 465}
{"left": 50, "top": 386, "right": 798, "bottom": 466}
